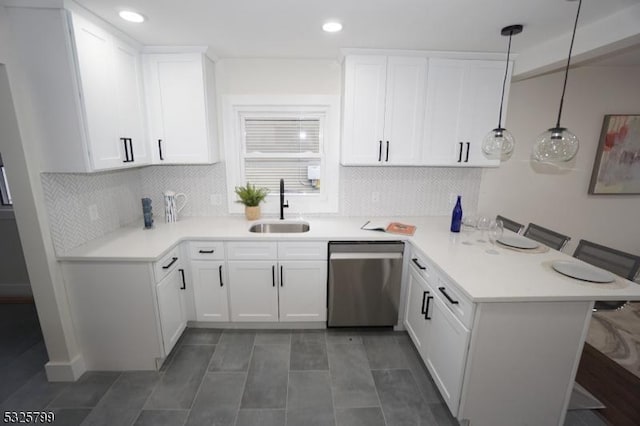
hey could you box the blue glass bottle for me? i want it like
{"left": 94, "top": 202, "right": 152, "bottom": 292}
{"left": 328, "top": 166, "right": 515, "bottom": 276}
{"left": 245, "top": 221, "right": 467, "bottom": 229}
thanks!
{"left": 450, "top": 196, "right": 462, "bottom": 233}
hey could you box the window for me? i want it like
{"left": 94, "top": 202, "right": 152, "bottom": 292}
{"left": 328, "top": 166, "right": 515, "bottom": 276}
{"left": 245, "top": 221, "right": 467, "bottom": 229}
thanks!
{"left": 0, "top": 153, "right": 12, "bottom": 206}
{"left": 224, "top": 96, "right": 340, "bottom": 214}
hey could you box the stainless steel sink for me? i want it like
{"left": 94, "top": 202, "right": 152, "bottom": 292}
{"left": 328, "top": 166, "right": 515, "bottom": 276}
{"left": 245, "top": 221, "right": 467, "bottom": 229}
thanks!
{"left": 249, "top": 221, "right": 310, "bottom": 233}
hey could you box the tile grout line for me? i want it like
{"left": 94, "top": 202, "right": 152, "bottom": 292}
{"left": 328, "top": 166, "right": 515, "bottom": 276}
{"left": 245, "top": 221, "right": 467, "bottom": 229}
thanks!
{"left": 363, "top": 339, "right": 390, "bottom": 426}
{"left": 182, "top": 334, "right": 219, "bottom": 425}
{"left": 129, "top": 371, "right": 164, "bottom": 426}
{"left": 325, "top": 331, "right": 338, "bottom": 426}
{"left": 232, "top": 331, "right": 256, "bottom": 426}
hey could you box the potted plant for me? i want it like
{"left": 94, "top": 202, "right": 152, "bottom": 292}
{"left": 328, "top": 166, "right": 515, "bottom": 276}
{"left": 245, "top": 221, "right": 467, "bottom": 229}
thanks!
{"left": 234, "top": 183, "right": 269, "bottom": 220}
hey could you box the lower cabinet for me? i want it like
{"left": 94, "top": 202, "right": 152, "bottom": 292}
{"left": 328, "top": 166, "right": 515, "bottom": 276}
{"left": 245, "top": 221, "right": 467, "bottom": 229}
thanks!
{"left": 404, "top": 249, "right": 472, "bottom": 416}
{"left": 191, "top": 260, "right": 229, "bottom": 321}
{"left": 227, "top": 260, "right": 327, "bottom": 322}
{"left": 227, "top": 261, "right": 279, "bottom": 322}
{"left": 155, "top": 261, "right": 188, "bottom": 356}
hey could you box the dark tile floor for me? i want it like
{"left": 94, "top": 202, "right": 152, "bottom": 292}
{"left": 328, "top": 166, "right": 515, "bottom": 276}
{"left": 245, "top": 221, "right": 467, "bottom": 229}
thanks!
{"left": 1, "top": 304, "right": 607, "bottom": 426}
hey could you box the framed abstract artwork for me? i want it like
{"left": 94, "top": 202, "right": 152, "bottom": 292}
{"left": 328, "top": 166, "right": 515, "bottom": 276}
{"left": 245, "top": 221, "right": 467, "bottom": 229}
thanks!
{"left": 589, "top": 114, "right": 640, "bottom": 194}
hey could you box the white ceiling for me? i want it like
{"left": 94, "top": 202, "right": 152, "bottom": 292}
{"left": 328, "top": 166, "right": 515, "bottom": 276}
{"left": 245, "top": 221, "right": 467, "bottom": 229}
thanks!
{"left": 75, "top": 0, "right": 640, "bottom": 66}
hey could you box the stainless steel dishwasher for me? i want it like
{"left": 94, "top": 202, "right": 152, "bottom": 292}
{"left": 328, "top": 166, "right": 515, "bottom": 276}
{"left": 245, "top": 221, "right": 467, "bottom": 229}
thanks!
{"left": 328, "top": 241, "right": 404, "bottom": 327}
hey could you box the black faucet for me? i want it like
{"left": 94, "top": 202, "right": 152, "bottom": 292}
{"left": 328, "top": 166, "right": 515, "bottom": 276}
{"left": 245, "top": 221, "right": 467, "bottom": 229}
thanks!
{"left": 280, "top": 178, "right": 289, "bottom": 220}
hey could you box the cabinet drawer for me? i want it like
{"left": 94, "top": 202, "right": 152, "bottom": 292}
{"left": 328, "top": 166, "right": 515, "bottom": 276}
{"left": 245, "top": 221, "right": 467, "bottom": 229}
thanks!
{"left": 408, "top": 247, "right": 436, "bottom": 280}
{"left": 226, "top": 242, "right": 277, "bottom": 260}
{"left": 433, "top": 277, "right": 475, "bottom": 330}
{"left": 278, "top": 241, "right": 327, "bottom": 260}
{"left": 189, "top": 241, "right": 225, "bottom": 260}
{"left": 153, "top": 247, "right": 181, "bottom": 283}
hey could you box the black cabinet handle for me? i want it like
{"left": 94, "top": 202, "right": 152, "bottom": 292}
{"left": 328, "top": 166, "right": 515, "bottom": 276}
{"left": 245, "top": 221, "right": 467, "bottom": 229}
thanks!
{"left": 421, "top": 291, "right": 428, "bottom": 314}
{"left": 272, "top": 265, "right": 276, "bottom": 287}
{"left": 162, "top": 256, "right": 178, "bottom": 269}
{"left": 199, "top": 249, "right": 215, "bottom": 254}
{"left": 280, "top": 265, "right": 284, "bottom": 287}
{"left": 378, "top": 140, "right": 382, "bottom": 162}
{"left": 465, "top": 142, "right": 470, "bottom": 163}
{"left": 121, "top": 138, "right": 130, "bottom": 163}
{"left": 411, "top": 258, "right": 426, "bottom": 270}
{"left": 458, "top": 142, "right": 463, "bottom": 163}
{"left": 128, "top": 139, "right": 134, "bottom": 162}
{"left": 218, "top": 265, "right": 224, "bottom": 287}
{"left": 158, "top": 139, "right": 164, "bottom": 161}
{"left": 179, "top": 268, "right": 186, "bottom": 290}
{"left": 439, "top": 287, "right": 459, "bottom": 305}
{"left": 385, "top": 141, "right": 389, "bottom": 162}
{"left": 425, "top": 295, "right": 433, "bottom": 320}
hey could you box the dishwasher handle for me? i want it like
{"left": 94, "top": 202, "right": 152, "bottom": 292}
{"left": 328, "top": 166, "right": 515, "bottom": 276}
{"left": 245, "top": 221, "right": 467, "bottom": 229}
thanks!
{"left": 330, "top": 252, "right": 403, "bottom": 260}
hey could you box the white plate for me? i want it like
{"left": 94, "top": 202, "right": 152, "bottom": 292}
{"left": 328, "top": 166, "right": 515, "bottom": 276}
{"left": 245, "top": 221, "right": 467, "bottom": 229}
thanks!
{"left": 551, "top": 260, "right": 615, "bottom": 283}
{"left": 497, "top": 234, "right": 539, "bottom": 249}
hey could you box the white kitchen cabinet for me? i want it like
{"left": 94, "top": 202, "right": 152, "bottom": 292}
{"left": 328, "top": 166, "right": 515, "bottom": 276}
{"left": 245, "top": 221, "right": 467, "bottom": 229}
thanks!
{"left": 156, "top": 265, "right": 188, "bottom": 356}
{"left": 424, "top": 289, "right": 471, "bottom": 415}
{"left": 404, "top": 262, "right": 431, "bottom": 356}
{"left": 422, "top": 58, "right": 507, "bottom": 166}
{"left": 143, "top": 52, "right": 219, "bottom": 164}
{"left": 7, "top": 8, "right": 149, "bottom": 172}
{"left": 341, "top": 55, "right": 427, "bottom": 165}
{"left": 278, "top": 261, "right": 327, "bottom": 322}
{"left": 191, "top": 260, "right": 229, "bottom": 322}
{"left": 227, "top": 261, "right": 279, "bottom": 322}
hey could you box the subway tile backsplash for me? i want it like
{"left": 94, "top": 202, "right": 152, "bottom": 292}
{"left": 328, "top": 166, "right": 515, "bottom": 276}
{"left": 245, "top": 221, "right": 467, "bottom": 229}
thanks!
{"left": 42, "top": 164, "right": 482, "bottom": 254}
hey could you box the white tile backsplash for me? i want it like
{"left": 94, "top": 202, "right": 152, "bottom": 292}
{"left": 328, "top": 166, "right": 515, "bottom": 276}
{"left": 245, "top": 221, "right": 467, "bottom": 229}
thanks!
{"left": 43, "top": 164, "right": 482, "bottom": 254}
{"left": 41, "top": 169, "right": 142, "bottom": 254}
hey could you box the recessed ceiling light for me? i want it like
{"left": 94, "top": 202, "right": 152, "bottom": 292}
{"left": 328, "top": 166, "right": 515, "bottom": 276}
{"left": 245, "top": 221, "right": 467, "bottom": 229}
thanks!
{"left": 322, "top": 22, "right": 342, "bottom": 33}
{"left": 119, "top": 10, "right": 145, "bottom": 23}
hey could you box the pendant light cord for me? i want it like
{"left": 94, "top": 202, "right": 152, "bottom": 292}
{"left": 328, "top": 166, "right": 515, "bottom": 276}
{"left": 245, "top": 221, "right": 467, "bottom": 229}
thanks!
{"left": 497, "top": 32, "right": 513, "bottom": 129}
{"left": 556, "top": 0, "right": 582, "bottom": 128}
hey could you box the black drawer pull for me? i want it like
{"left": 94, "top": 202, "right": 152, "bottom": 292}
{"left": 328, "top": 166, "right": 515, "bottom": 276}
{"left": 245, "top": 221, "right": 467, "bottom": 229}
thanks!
{"left": 378, "top": 140, "right": 383, "bottom": 162}
{"left": 458, "top": 142, "right": 463, "bottom": 163}
{"left": 179, "top": 268, "right": 186, "bottom": 290}
{"left": 219, "top": 265, "right": 224, "bottom": 287}
{"left": 162, "top": 256, "right": 178, "bottom": 269}
{"left": 411, "top": 258, "right": 426, "bottom": 270}
{"left": 421, "top": 291, "right": 428, "bottom": 314}
{"left": 121, "top": 138, "right": 131, "bottom": 163}
{"left": 128, "top": 138, "right": 135, "bottom": 162}
{"left": 280, "top": 265, "right": 284, "bottom": 287}
{"left": 272, "top": 265, "right": 276, "bottom": 287}
{"left": 425, "top": 295, "right": 433, "bottom": 320}
{"left": 465, "top": 142, "right": 470, "bottom": 163}
{"left": 199, "top": 249, "right": 215, "bottom": 254}
{"left": 439, "top": 287, "right": 459, "bottom": 305}
{"left": 385, "top": 141, "right": 389, "bottom": 162}
{"left": 158, "top": 139, "right": 164, "bottom": 161}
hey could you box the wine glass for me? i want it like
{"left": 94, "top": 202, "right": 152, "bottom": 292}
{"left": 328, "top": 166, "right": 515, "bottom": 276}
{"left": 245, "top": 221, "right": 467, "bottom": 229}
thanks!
{"left": 476, "top": 215, "right": 491, "bottom": 242}
{"left": 488, "top": 219, "right": 504, "bottom": 245}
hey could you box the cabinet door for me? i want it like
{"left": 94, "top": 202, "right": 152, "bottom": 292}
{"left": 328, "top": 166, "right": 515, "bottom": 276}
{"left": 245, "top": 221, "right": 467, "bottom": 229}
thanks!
{"left": 191, "top": 261, "right": 229, "bottom": 322}
{"left": 458, "top": 60, "right": 505, "bottom": 166}
{"left": 71, "top": 13, "right": 122, "bottom": 170}
{"left": 227, "top": 261, "right": 278, "bottom": 322}
{"left": 341, "top": 55, "right": 387, "bottom": 165}
{"left": 404, "top": 266, "right": 432, "bottom": 357}
{"left": 156, "top": 267, "right": 187, "bottom": 356}
{"left": 112, "top": 39, "right": 149, "bottom": 166}
{"left": 278, "top": 261, "right": 327, "bottom": 322}
{"left": 424, "top": 293, "right": 471, "bottom": 416}
{"left": 383, "top": 56, "right": 427, "bottom": 165}
{"left": 144, "top": 54, "right": 211, "bottom": 164}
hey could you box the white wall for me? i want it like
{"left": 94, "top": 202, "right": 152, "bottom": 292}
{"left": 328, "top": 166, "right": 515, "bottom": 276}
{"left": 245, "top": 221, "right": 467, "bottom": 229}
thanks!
{"left": 479, "top": 66, "right": 640, "bottom": 255}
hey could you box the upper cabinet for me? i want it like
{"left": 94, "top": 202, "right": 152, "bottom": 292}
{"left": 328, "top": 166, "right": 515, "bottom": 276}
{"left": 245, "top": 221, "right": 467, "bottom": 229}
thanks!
{"left": 422, "top": 59, "right": 507, "bottom": 167}
{"left": 143, "top": 52, "right": 219, "bottom": 164}
{"left": 341, "top": 55, "right": 427, "bottom": 165}
{"left": 7, "top": 8, "right": 150, "bottom": 172}
{"left": 340, "top": 52, "right": 510, "bottom": 168}
{"left": 72, "top": 13, "right": 150, "bottom": 170}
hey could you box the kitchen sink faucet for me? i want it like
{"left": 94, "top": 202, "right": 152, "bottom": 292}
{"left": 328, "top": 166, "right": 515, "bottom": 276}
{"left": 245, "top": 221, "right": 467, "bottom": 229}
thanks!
{"left": 280, "top": 178, "right": 289, "bottom": 220}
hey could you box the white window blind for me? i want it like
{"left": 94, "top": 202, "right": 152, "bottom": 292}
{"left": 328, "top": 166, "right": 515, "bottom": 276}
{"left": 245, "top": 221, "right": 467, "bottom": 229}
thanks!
{"left": 242, "top": 117, "right": 322, "bottom": 194}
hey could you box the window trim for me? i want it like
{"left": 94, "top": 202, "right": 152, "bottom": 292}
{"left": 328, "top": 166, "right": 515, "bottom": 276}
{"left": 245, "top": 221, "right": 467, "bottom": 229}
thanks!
{"left": 222, "top": 95, "right": 340, "bottom": 215}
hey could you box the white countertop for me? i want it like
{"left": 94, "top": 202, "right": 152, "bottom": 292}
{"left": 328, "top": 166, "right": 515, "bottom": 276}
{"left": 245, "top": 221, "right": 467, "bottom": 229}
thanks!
{"left": 59, "top": 215, "right": 640, "bottom": 303}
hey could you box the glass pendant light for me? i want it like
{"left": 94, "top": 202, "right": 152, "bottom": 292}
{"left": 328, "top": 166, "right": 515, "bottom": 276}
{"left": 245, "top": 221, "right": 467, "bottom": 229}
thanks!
{"left": 532, "top": 0, "right": 582, "bottom": 162}
{"left": 482, "top": 24, "right": 522, "bottom": 162}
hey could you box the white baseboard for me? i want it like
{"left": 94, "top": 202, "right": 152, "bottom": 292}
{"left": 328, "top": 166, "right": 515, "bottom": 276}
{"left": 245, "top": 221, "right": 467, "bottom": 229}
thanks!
{"left": 45, "top": 353, "right": 86, "bottom": 382}
{"left": 0, "top": 283, "right": 32, "bottom": 297}
{"left": 187, "top": 321, "right": 326, "bottom": 329}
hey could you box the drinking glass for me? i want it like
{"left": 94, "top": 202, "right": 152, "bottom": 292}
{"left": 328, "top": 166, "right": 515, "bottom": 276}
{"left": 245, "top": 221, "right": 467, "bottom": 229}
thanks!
{"left": 488, "top": 219, "right": 504, "bottom": 245}
{"left": 476, "top": 215, "right": 491, "bottom": 242}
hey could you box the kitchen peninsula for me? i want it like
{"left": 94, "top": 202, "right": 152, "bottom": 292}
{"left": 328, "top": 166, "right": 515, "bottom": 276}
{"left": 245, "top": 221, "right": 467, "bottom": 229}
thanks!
{"left": 58, "top": 216, "right": 640, "bottom": 426}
